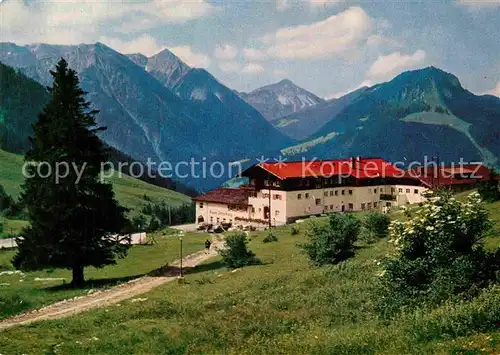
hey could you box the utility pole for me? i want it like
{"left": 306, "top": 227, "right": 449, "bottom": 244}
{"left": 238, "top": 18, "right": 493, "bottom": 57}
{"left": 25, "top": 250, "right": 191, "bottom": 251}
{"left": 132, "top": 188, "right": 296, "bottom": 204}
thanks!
{"left": 268, "top": 187, "right": 272, "bottom": 229}
{"left": 168, "top": 204, "right": 172, "bottom": 226}
{"left": 178, "top": 231, "right": 184, "bottom": 283}
{"left": 436, "top": 154, "right": 440, "bottom": 188}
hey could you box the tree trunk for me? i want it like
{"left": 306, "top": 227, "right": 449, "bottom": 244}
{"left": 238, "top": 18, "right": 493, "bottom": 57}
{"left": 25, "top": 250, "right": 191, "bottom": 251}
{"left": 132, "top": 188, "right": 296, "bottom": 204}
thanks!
{"left": 71, "top": 265, "right": 85, "bottom": 287}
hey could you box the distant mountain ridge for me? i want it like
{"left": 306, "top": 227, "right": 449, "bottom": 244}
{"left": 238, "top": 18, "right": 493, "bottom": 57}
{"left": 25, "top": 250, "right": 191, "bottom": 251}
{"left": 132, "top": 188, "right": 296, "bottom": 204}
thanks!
{"left": 239, "top": 79, "right": 324, "bottom": 121}
{"left": 271, "top": 86, "right": 369, "bottom": 140}
{"left": 281, "top": 67, "right": 500, "bottom": 168}
{"left": 0, "top": 42, "right": 293, "bottom": 190}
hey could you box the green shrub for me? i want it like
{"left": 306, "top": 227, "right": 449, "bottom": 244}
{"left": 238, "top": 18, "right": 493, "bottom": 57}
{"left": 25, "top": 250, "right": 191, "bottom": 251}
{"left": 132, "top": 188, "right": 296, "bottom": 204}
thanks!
{"left": 219, "top": 232, "right": 261, "bottom": 269}
{"left": 477, "top": 169, "right": 500, "bottom": 202}
{"left": 376, "top": 191, "right": 499, "bottom": 317}
{"left": 301, "top": 214, "right": 361, "bottom": 265}
{"left": 0, "top": 220, "right": 3, "bottom": 234}
{"left": 363, "top": 212, "right": 390, "bottom": 239}
{"left": 290, "top": 225, "right": 299, "bottom": 235}
{"left": 263, "top": 231, "right": 278, "bottom": 243}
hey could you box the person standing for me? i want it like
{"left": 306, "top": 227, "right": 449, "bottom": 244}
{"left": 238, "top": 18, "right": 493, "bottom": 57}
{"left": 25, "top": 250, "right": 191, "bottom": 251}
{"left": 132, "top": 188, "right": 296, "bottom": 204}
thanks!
{"left": 205, "top": 239, "right": 212, "bottom": 254}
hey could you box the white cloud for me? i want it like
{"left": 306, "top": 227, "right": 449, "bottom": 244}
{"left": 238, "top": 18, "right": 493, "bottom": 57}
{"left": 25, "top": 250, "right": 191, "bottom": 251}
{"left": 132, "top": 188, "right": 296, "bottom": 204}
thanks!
{"left": 482, "top": 82, "right": 500, "bottom": 97}
{"left": 262, "top": 7, "right": 374, "bottom": 60}
{"left": 147, "top": 0, "right": 216, "bottom": 23}
{"left": 169, "top": 46, "right": 211, "bottom": 68}
{"left": 100, "top": 34, "right": 166, "bottom": 56}
{"left": 242, "top": 63, "right": 265, "bottom": 74}
{"left": 243, "top": 48, "right": 266, "bottom": 61}
{"left": 0, "top": 0, "right": 217, "bottom": 45}
{"left": 326, "top": 80, "right": 373, "bottom": 100}
{"left": 214, "top": 44, "right": 238, "bottom": 60}
{"left": 456, "top": 0, "right": 500, "bottom": 8}
{"left": 218, "top": 61, "right": 241, "bottom": 73}
{"left": 367, "top": 49, "right": 426, "bottom": 80}
{"left": 276, "top": 0, "right": 290, "bottom": 11}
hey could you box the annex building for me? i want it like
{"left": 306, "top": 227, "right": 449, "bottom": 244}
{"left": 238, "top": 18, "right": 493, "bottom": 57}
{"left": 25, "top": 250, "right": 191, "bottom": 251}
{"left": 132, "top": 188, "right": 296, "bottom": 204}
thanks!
{"left": 194, "top": 157, "right": 490, "bottom": 227}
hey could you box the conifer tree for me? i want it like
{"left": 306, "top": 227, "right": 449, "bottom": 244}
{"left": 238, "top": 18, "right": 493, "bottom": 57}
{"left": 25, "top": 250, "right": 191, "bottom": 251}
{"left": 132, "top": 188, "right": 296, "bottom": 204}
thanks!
{"left": 13, "top": 59, "right": 129, "bottom": 286}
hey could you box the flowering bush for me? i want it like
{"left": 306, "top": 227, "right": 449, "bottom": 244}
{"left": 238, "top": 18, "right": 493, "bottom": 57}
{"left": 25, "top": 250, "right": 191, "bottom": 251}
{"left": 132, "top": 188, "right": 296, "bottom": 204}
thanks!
{"left": 301, "top": 214, "right": 361, "bottom": 265}
{"left": 376, "top": 190, "right": 500, "bottom": 317}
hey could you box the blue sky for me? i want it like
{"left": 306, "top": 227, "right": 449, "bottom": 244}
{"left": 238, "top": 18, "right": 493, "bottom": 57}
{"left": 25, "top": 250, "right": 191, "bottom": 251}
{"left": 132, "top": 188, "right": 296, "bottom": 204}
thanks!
{"left": 1, "top": 0, "right": 499, "bottom": 98}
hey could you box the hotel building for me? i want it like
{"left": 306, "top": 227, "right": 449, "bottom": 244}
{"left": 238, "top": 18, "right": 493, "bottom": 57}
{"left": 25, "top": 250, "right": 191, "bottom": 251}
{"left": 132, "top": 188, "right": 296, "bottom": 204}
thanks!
{"left": 194, "top": 157, "right": 490, "bottom": 226}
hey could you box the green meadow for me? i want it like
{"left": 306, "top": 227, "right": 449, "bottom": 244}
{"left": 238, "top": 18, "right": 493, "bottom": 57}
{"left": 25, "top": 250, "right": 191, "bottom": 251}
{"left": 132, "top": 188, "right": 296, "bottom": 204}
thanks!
{"left": 0, "top": 149, "right": 191, "bottom": 230}
{"left": 0, "top": 230, "right": 207, "bottom": 320}
{"left": 0, "top": 199, "right": 499, "bottom": 354}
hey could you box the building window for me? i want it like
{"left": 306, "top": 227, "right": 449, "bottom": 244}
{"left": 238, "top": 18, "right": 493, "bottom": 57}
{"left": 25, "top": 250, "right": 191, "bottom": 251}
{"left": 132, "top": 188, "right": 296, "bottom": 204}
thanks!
{"left": 361, "top": 203, "right": 366, "bottom": 210}
{"left": 330, "top": 205, "right": 334, "bottom": 210}
{"left": 315, "top": 198, "right": 321, "bottom": 205}
{"left": 210, "top": 217, "right": 213, "bottom": 222}
{"left": 391, "top": 188, "right": 395, "bottom": 193}
{"left": 374, "top": 188, "right": 377, "bottom": 194}
{"left": 330, "top": 191, "right": 334, "bottom": 196}
{"left": 275, "top": 210, "right": 280, "bottom": 216}
{"left": 380, "top": 188, "right": 384, "bottom": 193}
{"left": 199, "top": 202, "right": 203, "bottom": 209}
{"left": 297, "top": 193, "right": 302, "bottom": 200}
{"left": 367, "top": 202, "right": 372, "bottom": 210}
{"left": 305, "top": 193, "right": 310, "bottom": 199}
{"left": 348, "top": 190, "right": 353, "bottom": 195}
{"left": 335, "top": 190, "right": 338, "bottom": 196}
{"left": 348, "top": 203, "right": 353, "bottom": 210}
{"left": 374, "top": 202, "right": 378, "bottom": 208}
{"left": 406, "top": 189, "right": 410, "bottom": 193}
{"left": 414, "top": 189, "right": 418, "bottom": 194}
{"left": 251, "top": 207, "right": 255, "bottom": 213}
{"left": 249, "top": 191, "right": 257, "bottom": 198}
{"left": 273, "top": 194, "right": 282, "bottom": 200}
{"left": 341, "top": 190, "right": 345, "bottom": 195}
{"left": 398, "top": 188, "right": 403, "bottom": 193}
{"left": 264, "top": 180, "right": 269, "bottom": 186}
{"left": 324, "top": 191, "right": 328, "bottom": 197}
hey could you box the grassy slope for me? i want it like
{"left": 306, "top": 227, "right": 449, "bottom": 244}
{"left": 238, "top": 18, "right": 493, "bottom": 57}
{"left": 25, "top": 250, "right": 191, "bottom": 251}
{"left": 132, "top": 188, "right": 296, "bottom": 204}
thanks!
{"left": 0, "top": 230, "right": 207, "bottom": 320}
{"left": 1, "top": 200, "right": 499, "bottom": 354}
{"left": 0, "top": 149, "right": 191, "bottom": 223}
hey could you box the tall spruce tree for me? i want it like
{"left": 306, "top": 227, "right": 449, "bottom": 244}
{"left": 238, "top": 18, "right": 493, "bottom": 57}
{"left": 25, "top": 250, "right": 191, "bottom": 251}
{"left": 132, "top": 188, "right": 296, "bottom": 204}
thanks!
{"left": 13, "top": 59, "right": 129, "bottom": 286}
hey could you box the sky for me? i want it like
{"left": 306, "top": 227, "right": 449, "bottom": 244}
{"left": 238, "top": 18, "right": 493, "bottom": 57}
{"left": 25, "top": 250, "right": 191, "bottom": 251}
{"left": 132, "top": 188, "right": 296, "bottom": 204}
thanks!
{"left": 0, "top": 0, "right": 499, "bottom": 99}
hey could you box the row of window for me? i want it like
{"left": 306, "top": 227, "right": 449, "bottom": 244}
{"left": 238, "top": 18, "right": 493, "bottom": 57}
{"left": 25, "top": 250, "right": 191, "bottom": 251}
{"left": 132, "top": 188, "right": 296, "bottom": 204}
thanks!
{"left": 250, "top": 207, "right": 281, "bottom": 216}
{"left": 324, "top": 201, "right": 379, "bottom": 211}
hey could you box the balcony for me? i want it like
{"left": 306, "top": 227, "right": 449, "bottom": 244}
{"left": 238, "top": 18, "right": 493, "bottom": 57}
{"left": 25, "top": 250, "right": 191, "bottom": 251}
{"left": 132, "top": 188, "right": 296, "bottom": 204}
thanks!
{"left": 380, "top": 194, "right": 397, "bottom": 201}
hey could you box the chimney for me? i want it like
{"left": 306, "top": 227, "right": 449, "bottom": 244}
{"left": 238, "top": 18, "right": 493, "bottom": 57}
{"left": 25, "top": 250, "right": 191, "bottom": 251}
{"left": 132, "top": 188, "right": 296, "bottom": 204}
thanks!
{"left": 351, "top": 157, "right": 355, "bottom": 169}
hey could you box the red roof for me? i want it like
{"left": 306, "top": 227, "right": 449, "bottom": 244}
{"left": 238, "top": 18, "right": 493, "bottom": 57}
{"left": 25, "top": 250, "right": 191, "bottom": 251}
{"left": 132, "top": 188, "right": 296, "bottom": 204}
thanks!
{"left": 256, "top": 157, "right": 411, "bottom": 180}
{"left": 193, "top": 188, "right": 249, "bottom": 205}
{"left": 412, "top": 163, "right": 491, "bottom": 188}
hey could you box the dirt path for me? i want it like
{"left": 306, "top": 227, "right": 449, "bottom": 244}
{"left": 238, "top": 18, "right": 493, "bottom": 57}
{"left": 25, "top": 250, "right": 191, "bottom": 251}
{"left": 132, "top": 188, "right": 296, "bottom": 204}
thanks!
{"left": 0, "top": 236, "right": 225, "bottom": 331}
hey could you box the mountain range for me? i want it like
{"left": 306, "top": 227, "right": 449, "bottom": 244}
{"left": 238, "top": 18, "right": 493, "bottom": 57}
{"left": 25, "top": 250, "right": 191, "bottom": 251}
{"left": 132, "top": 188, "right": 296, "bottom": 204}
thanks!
{"left": 281, "top": 67, "right": 500, "bottom": 167}
{"left": 238, "top": 79, "right": 324, "bottom": 121}
{"left": 0, "top": 42, "right": 293, "bottom": 190}
{"left": 270, "top": 87, "right": 369, "bottom": 140}
{"left": 1, "top": 41, "right": 499, "bottom": 189}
